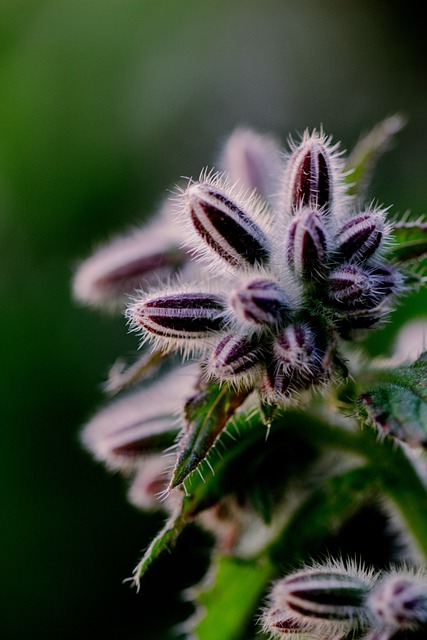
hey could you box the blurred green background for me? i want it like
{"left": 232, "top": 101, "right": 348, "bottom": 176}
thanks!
{"left": 2, "top": 1, "right": 427, "bottom": 638}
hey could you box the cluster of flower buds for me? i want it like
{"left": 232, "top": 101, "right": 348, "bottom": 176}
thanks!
{"left": 125, "top": 128, "right": 403, "bottom": 403}
{"left": 261, "top": 560, "right": 427, "bottom": 639}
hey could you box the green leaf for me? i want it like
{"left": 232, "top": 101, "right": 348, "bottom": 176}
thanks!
{"left": 169, "top": 381, "right": 251, "bottom": 490}
{"left": 344, "top": 113, "right": 406, "bottom": 198}
{"left": 356, "top": 352, "right": 427, "bottom": 447}
{"left": 388, "top": 215, "right": 427, "bottom": 264}
{"left": 130, "top": 505, "right": 189, "bottom": 590}
{"left": 190, "top": 555, "right": 273, "bottom": 640}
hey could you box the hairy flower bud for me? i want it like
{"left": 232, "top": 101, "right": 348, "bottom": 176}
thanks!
{"left": 184, "top": 180, "right": 270, "bottom": 269}
{"left": 72, "top": 221, "right": 188, "bottom": 311}
{"left": 335, "top": 210, "right": 387, "bottom": 263}
{"left": 230, "top": 277, "right": 292, "bottom": 326}
{"left": 218, "top": 127, "right": 283, "bottom": 204}
{"left": 327, "top": 264, "right": 391, "bottom": 313}
{"left": 127, "top": 291, "right": 226, "bottom": 347}
{"left": 267, "top": 562, "right": 375, "bottom": 636}
{"left": 273, "top": 324, "right": 320, "bottom": 375}
{"left": 80, "top": 365, "right": 198, "bottom": 470}
{"left": 208, "top": 332, "right": 262, "bottom": 383}
{"left": 261, "top": 608, "right": 323, "bottom": 638}
{"left": 261, "top": 324, "right": 329, "bottom": 400}
{"left": 127, "top": 454, "right": 182, "bottom": 513}
{"left": 282, "top": 130, "right": 337, "bottom": 215}
{"left": 367, "top": 570, "right": 427, "bottom": 631}
{"left": 286, "top": 209, "right": 328, "bottom": 279}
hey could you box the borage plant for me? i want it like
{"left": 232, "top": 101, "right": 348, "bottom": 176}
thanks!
{"left": 73, "top": 115, "right": 427, "bottom": 639}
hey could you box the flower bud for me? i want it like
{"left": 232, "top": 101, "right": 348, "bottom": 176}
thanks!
{"left": 273, "top": 324, "right": 320, "bottom": 376}
{"left": 268, "top": 564, "right": 374, "bottom": 634}
{"left": 261, "top": 608, "right": 323, "bottom": 638}
{"left": 261, "top": 324, "right": 329, "bottom": 401}
{"left": 335, "top": 210, "right": 386, "bottom": 263}
{"left": 127, "top": 454, "right": 182, "bottom": 513}
{"left": 72, "top": 222, "right": 188, "bottom": 311}
{"left": 327, "top": 263, "right": 395, "bottom": 313}
{"left": 230, "top": 278, "right": 292, "bottom": 326}
{"left": 184, "top": 181, "right": 270, "bottom": 269}
{"left": 286, "top": 209, "right": 328, "bottom": 279}
{"left": 127, "top": 291, "right": 226, "bottom": 346}
{"left": 367, "top": 570, "right": 427, "bottom": 631}
{"left": 80, "top": 365, "right": 198, "bottom": 471}
{"left": 218, "top": 127, "right": 283, "bottom": 204}
{"left": 282, "top": 131, "right": 335, "bottom": 214}
{"left": 328, "top": 264, "right": 372, "bottom": 307}
{"left": 369, "top": 264, "right": 402, "bottom": 297}
{"left": 208, "top": 332, "right": 262, "bottom": 383}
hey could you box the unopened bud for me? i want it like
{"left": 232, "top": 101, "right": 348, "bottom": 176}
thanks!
{"left": 327, "top": 263, "right": 392, "bottom": 312}
{"left": 328, "top": 264, "right": 372, "bottom": 307}
{"left": 268, "top": 564, "right": 374, "bottom": 634}
{"left": 261, "top": 608, "right": 322, "bottom": 638}
{"left": 208, "top": 332, "right": 262, "bottom": 383}
{"left": 80, "top": 365, "right": 198, "bottom": 470}
{"left": 273, "top": 324, "right": 320, "bottom": 375}
{"left": 72, "top": 222, "right": 188, "bottom": 311}
{"left": 335, "top": 210, "right": 386, "bottom": 263}
{"left": 261, "top": 324, "right": 329, "bottom": 401}
{"left": 367, "top": 570, "right": 427, "bottom": 631}
{"left": 127, "top": 454, "right": 182, "bottom": 513}
{"left": 127, "top": 291, "right": 226, "bottom": 345}
{"left": 184, "top": 181, "right": 270, "bottom": 269}
{"left": 218, "top": 127, "right": 283, "bottom": 204}
{"left": 230, "top": 278, "right": 292, "bottom": 326}
{"left": 286, "top": 209, "right": 328, "bottom": 279}
{"left": 282, "top": 131, "right": 336, "bottom": 214}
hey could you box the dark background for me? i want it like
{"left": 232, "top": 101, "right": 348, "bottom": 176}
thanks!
{"left": 2, "top": 1, "right": 427, "bottom": 638}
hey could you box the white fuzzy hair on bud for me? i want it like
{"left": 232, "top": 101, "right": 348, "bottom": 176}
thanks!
{"left": 126, "top": 282, "right": 227, "bottom": 357}
{"left": 175, "top": 170, "right": 272, "bottom": 275}
{"left": 207, "top": 331, "right": 262, "bottom": 388}
{"left": 334, "top": 205, "right": 392, "bottom": 264}
{"left": 127, "top": 453, "right": 183, "bottom": 514}
{"left": 367, "top": 566, "right": 427, "bottom": 632}
{"left": 285, "top": 208, "right": 329, "bottom": 280}
{"left": 229, "top": 276, "right": 292, "bottom": 328}
{"left": 80, "top": 365, "right": 199, "bottom": 471}
{"left": 217, "top": 127, "right": 284, "bottom": 207}
{"left": 72, "top": 216, "right": 188, "bottom": 312}
{"left": 262, "top": 558, "right": 378, "bottom": 638}
{"left": 281, "top": 128, "right": 349, "bottom": 220}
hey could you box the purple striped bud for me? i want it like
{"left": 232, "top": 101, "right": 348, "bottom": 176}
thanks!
{"left": 282, "top": 131, "right": 336, "bottom": 214}
{"left": 261, "top": 608, "right": 321, "bottom": 638}
{"left": 127, "top": 454, "right": 182, "bottom": 513}
{"left": 369, "top": 264, "right": 402, "bottom": 297}
{"left": 230, "top": 278, "right": 292, "bottom": 326}
{"left": 218, "top": 128, "right": 283, "bottom": 204}
{"left": 208, "top": 332, "right": 262, "bottom": 383}
{"left": 268, "top": 563, "right": 375, "bottom": 636}
{"left": 328, "top": 264, "right": 372, "bottom": 307}
{"left": 80, "top": 365, "right": 198, "bottom": 470}
{"left": 184, "top": 181, "right": 270, "bottom": 269}
{"left": 328, "top": 263, "right": 401, "bottom": 317}
{"left": 286, "top": 209, "right": 328, "bottom": 279}
{"left": 127, "top": 291, "right": 226, "bottom": 347}
{"left": 335, "top": 210, "right": 386, "bottom": 263}
{"left": 72, "top": 222, "right": 188, "bottom": 310}
{"left": 273, "top": 324, "right": 320, "bottom": 375}
{"left": 261, "top": 324, "right": 329, "bottom": 401}
{"left": 367, "top": 570, "right": 427, "bottom": 631}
